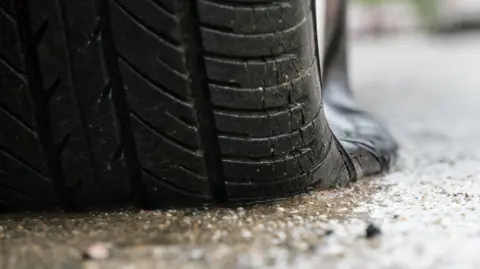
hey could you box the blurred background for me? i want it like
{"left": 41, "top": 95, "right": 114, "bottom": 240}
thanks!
{"left": 349, "top": 0, "right": 480, "bottom": 37}
{"left": 345, "top": 0, "right": 480, "bottom": 172}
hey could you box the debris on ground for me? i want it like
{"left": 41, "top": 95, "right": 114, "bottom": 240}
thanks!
{"left": 324, "top": 229, "right": 334, "bottom": 236}
{"left": 83, "top": 242, "right": 111, "bottom": 260}
{"left": 365, "top": 224, "right": 382, "bottom": 239}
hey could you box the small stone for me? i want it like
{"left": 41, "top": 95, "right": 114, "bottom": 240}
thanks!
{"left": 276, "top": 207, "right": 285, "bottom": 212}
{"left": 83, "top": 242, "right": 110, "bottom": 260}
{"left": 324, "top": 229, "right": 334, "bottom": 236}
{"left": 365, "top": 223, "right": 382, "bottom": 239}
{"left": 189, "top": 248, "right": 204, "bottom": 260}
{"left": 241, "top": 229, "right": 252, "bottom": 239}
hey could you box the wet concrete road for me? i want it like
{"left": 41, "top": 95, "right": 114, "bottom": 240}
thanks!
{"left": 1, "top": 34, "right": 480, "bottom": 269}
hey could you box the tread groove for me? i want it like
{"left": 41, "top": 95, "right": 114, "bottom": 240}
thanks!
{"left": 58, "top": 0, "right": 102, "bottom": 190}
{"left": 205, "top": 0, "right": 288, "bottom": 8}
{"left": 0, "top": 5, "right": 14, "bottom": 22}
{"left": 213, "top": 101, "right": 305, "bottom": 115}
{"left": 0, "top": 147, "right": 51, "bottom": 184}
{"left": 142, "top": 167, "right": 208, "bottom": 197}
{"left": 109, "top": 144, "right": 124, "bottom": 166}
{"left": 130, "top": 111, "right": 200, "bottom": 155}
{"left": 118, "top": 56, "right": 190, "bottom": 104}
{"left": 148, "top": 0, "right": 173, "bottom": 15}
{"left": 111, "top": 0, "right": 181, "bottom": 47}
{"left": 204, "top": 49, "right": 298, "bottom": 63}
{"left": 0, "top": 169, "right": 11, "bottom": 178}
{"left": 42, "top": 77, "right": 61, "bottom": 106}
{"left": 228, "top": 152, "right": 327, "bottom": 186}
{"left": 0, "top": 103, "right": 35, "bottom": 134}
{"left": 94, "top": 0, "right": 147, "bottom": 206}
{"left": 0, "top": 181, "right": 55, "bottom": 204}
{"left": 200, "top": 9, "right": 310, "bottom": 36}
{"left": 0, "top": 55, "right": 27, "bottom": 80}
{"left": 222, "top": 147, "right": 314, "bottom": 163}
{"left": 33, "top": 20, "right": 49, "bottom": 45}
{"left": 56, "top": 132, "right": 71, "bottom": 154}
{"left": 215, "top": 94, "right": 323, "bottom": 139}
{"left": 207, "top": 79, "right": 240, "bottom": 88}
{"left": 184, "top": 1, "right": 227, "bottom": 202}
{"left": 14, "top": 0, "right": 74, "bottom": 210}
{"left": 98, "top": 82, "right": 112, "bottom": 104}
{"left": 156, "top": 56, "right": 188, "bottom": 79}
{"left": 145, "top": 0, "right": 176, "bottom": 19}
{"left": 209, "top": 59, "right": 316, "bottom": 90}
{"left": 177, "top": 164, "right": 205, "bottom": 179}
{"left": 165, "top": 111, "right": 197, "bottom": 129}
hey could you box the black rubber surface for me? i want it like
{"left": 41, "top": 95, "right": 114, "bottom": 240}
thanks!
{"left": 0, "top": 0, "right": 395, "bottom": 211}
{"left": 322, "top": 0, "right": 398, "bottom": 179}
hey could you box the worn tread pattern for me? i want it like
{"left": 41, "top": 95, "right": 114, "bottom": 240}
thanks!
{"left": 1, "top": 0, "right": 357, "bottom": 210}
{"left": 111, "top": 0, "right": 217, "bottom": 206}
{"left": 1, "top": 3, "right": 62, "bottom": 211}
{"left": 197, "top": 0, "right": 350, "bottom": 200}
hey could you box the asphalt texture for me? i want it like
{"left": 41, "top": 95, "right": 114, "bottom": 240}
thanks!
{"left": 1, "top": 33, "right": 480, "bottom": 269}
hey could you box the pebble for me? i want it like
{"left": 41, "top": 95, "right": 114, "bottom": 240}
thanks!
{"left": 241, "top": 229, "right": 253, "bottom": 239}
{"left": 365, "top": 224, "right": 382, "bottom": 239}
{"left": 83, "top": 242, "right": 110, "bottom": 260}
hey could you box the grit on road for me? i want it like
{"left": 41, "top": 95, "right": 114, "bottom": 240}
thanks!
{"left": 1, "top": 33, "right": 479, "bottom": 269}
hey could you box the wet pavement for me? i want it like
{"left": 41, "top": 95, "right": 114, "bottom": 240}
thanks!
{"left": 1, "top": 33, "right": 480, "bottom": 269}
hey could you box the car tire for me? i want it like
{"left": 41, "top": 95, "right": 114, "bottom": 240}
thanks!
{"left": 0, "top": 0, "right": 394, "bottom": 211}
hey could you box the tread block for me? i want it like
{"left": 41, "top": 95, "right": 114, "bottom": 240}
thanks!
{"left": 109, "top": 0, "right": 190, "bottom": 98}
{"left": 120, "top": 60, "right": 202, "bottom": 149}
{"left": 0, "top": 10, "right": 23, "bottom": 70}
{"left": 198, "top": 0, "right": 309, "bottom": 34}
{"left": 142, "top": 170, "right": 211, "bottom": 207}
{"left": 130, "top": 114, "right": 210, "bottom": 193}
{"left": 0, "top": 151, "right": 58, "bottom": 203}
{"left": 213, "top": 99, "right": 320, "bottom": 137}
{"left": 218, "top": 112, "right": 325, "bottom": 158}
{"left": 209, "top": 62, "right": 316, "bottom": 110}
{"left": 200, "top": 12, "right": 313, "bottom": 57}
{"left": 0, "top": 61, "right": 33, "bottom": 128}
{"left": 204, "top": 49, "right": 315, "bottom": 88}
{"left": 116, "top": 0, "right": 183, "bottom": 44}
{"left": 0, "top": 110, "right": 47, "bottom": 173}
